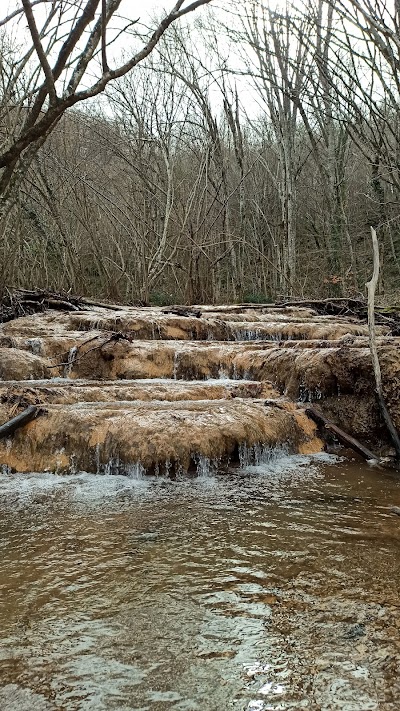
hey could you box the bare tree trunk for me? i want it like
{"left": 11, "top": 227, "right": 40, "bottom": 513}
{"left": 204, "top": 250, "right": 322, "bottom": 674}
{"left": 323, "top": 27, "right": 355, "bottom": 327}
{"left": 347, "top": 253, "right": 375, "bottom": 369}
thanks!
{"left": 367, "top": 227, "right": 400, "bottom": 458}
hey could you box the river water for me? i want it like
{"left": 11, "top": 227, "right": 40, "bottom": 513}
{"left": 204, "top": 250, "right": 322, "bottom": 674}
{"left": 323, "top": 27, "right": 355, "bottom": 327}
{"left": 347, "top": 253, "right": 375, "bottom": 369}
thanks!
{"left": 0, "top": 454, "right": 399, "bottom": 711}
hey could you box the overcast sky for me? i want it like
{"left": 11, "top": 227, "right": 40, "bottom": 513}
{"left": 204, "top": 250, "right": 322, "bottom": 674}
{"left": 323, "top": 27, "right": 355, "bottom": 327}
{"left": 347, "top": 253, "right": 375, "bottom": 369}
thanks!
{"left": 2, "top": 0, "right": 220, "bottom": 53}
{"left": 2, "top": 0, "right": 218, "bottom": 22}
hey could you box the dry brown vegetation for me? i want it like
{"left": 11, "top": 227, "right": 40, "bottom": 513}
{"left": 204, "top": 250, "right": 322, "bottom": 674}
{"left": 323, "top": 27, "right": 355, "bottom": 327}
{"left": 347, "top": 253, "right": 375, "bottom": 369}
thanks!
{"left": 0, "top": 1, "right": 400, "bottom": 304}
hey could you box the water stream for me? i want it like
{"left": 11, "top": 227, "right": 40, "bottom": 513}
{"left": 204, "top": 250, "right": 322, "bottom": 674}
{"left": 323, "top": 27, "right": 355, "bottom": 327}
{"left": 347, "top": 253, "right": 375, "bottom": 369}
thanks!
{"left": 0, "top": 454, "right": 399, "bottom": 711}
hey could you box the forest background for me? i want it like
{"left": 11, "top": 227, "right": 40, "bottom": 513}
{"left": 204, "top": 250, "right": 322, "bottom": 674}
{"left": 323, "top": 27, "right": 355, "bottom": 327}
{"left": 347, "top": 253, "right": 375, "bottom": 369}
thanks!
{"left": 1, "top": 0, "right": 399, "bottom": 305}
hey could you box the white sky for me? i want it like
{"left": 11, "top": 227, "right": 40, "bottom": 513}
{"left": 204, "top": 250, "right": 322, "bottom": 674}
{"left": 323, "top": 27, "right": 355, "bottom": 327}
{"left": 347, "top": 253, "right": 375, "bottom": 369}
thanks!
{"left": 2, "top": 1, "right": 220, "bottom": 60}
{"left": 2, "top": 1, "right": 219, "bottom": 23}
{"left": 0, "top": 0, "right": 314, "bottom": 120}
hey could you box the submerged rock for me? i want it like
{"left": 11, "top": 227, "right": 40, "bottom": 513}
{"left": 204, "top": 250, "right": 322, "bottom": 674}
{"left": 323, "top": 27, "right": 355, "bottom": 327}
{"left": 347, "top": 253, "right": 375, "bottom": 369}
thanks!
{"left": 0, "top": 685, "right": 55, "bottom": 711}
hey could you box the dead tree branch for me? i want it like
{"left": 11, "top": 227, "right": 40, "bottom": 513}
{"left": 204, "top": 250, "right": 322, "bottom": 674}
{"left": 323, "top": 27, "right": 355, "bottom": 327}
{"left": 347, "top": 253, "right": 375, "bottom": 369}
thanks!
{"left": 366, "top": 226, "right": 400, "bottom": 459}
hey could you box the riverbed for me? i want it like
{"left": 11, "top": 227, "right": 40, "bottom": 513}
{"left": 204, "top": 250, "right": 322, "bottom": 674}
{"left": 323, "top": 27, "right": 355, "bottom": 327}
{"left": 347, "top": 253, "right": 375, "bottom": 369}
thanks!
{"left": 0, "top": 454, "right": 399, "bottom": 711}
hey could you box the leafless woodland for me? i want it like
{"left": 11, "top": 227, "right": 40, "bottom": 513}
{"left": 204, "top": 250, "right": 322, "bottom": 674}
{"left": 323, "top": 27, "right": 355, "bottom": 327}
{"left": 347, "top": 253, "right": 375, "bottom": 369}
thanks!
{"left": 1, "top": 0, "right": 400, "bottom": 304}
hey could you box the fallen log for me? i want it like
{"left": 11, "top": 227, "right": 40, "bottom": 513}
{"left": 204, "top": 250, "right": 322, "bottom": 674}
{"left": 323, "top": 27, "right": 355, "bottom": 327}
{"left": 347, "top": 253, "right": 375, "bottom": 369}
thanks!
{"left": 277, "top": 297, "right": 365, "bottom": 316}
{"left": 0, "top": 405, "right": 43, "bottom": 439}
{"left": 14, "top": 289, "right": 82, "bottom": 307}
{"left": 17, "top": 297, "right": 80, "bottom": 312}
{"left": 79, "top": 298, "right": 124, "bottom": 311}
{"left": 1, "top": 289, "right": 83, "bottom": 322}
{"left": 162, "top": 306, "right": 202, "bottom": 318}
{"left": 305, "top": 406, "right": 378, "bottom": 462}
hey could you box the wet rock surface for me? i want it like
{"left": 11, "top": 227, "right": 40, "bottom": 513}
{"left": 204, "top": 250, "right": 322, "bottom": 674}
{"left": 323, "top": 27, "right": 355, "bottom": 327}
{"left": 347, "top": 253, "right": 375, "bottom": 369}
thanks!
{"left": 0, "top": 298, "right": 400, "bottom": 710}
{"left": 0, "top": 303, "right": 398, "bottom": 472}
{"left": 0, "top": 685, "right": 55, "bottom": 711}
{"left": 0, "top": 398, "right": 322, "bottom": 474}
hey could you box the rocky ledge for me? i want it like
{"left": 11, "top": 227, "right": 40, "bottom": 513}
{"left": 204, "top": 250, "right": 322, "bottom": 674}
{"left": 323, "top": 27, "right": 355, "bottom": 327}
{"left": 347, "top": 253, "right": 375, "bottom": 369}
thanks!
{"left": 0, "top": 299, "right": 398, "bottom": 474}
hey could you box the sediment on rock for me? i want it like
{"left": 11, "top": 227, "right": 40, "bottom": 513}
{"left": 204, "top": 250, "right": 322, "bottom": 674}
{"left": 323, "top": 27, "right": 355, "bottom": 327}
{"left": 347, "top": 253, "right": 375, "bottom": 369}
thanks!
{"left": 0, "top": 378, "right": 279, "bottom": 407}
{"left": 0, "top": 399, "right": 323, "bottom": 474}
{"left": 0, "top": 302, "right": 398, "bottom": 472}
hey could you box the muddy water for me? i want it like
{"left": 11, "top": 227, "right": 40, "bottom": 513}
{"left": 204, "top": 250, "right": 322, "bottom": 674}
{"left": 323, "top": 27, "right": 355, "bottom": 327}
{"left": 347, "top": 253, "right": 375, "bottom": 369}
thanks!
{"left": 0, "top": 455, "right": 399, "bottom": 711}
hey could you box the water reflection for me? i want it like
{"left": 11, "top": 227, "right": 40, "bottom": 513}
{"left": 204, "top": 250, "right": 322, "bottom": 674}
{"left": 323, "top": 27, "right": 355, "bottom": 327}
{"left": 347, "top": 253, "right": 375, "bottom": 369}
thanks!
{"left": 0, "top": 454, "right": 399, "bottom": 710}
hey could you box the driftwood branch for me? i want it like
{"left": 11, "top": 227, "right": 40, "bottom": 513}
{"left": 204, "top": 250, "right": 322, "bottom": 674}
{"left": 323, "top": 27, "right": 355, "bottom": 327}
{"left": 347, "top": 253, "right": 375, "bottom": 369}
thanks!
{"left": 366, "top": 227, "right": 400, "bottom": 459}
{"left": 47, "top": 332, "right": 129, "bottom": 370}
{"left": 306, "top": 407, "right": 378, "bottom": 461}
{"left": 162, "top": 306, "right": 202, "bottom": 318}
{"left": 0, "top": 405, "right": 43, "bottom": 439}
{"left": 0, "top": 289, "right": 126, "bottom": 323}
{"left": 80, "top": 299, "right": 126, "bottom": 310}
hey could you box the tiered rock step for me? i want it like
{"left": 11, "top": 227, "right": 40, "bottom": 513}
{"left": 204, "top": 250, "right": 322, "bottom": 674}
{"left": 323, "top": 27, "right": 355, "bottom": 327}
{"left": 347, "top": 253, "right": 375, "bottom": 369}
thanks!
{"left": 0, "top": 304, "right": 398, "bottom": 473}
{"left": 0, "top": 398, "right": 321, "bottom": 475}
{"left": 1, "top": 306, "right": 385, "bottom": 342}
{"left": 0, "top": 336, "right": 395, "bottom": 396}
{"left": 0, "top": 378, "right": 279, "bottom": 405}
{"left": 0, "top": 375, "right": 319, "bottom": 474}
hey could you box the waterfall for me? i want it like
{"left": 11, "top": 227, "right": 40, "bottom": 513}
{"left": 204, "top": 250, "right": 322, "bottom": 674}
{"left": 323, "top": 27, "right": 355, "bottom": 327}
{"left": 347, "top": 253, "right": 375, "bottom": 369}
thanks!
{"left": 63, "top": 346, "right": 78, "bottom": 378}
{"left": 238, "top": 443, "right": 288, "bottom": 468}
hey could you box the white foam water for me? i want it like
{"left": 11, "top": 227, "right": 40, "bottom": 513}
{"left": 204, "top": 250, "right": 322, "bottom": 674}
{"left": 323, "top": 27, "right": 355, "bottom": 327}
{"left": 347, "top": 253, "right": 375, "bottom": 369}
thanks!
{"left": 0, "top": 451, "right": 341, "bottom": 513}
{"left": 63, "top": 345, "right": 78, "bottom": 378}
{"left": 238, "top": 443, "right": 289, "bottom": 468}
{"left": 238, "top": 449, "right": 340, "bottom": 482}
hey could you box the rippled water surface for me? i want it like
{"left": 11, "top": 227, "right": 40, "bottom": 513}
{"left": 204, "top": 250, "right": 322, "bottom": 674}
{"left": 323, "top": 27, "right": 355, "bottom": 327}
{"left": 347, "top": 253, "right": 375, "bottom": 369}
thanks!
{"left": 0, "top": 454, "right": 399, "bottom": 711}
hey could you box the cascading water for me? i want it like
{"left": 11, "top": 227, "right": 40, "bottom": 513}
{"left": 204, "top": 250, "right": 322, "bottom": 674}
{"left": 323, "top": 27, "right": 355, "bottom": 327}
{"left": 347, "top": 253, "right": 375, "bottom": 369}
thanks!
{"left": 238, "top": 442, "right": 289, "bottom": 468}
{"left": 0, "top": 301, "right": 392, "bottom": 475}
{"left": 63, "top": 345, "right": 78, "bottom": 378}
{"left": 192, "top": 454, "right": 220, "bottom": 477}
{"left": 173, "top": 350, "right": 180, "bottom": 379}
{"left": 0, "top": 302, "right": 398, "bottom": 710}
{"left": 234, "top": 329, "right": 263, "bottom": 342}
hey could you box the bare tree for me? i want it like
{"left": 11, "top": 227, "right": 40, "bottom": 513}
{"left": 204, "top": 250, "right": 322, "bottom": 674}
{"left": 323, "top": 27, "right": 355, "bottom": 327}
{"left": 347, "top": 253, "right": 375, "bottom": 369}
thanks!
{"left": 313, "top": 0, "right": 400, "bottom": 287}
{"left": 0, "top": 0, "right": 213, "bottom": 212}
{"left": 236, "top": 1, "right": 313, "bottom": 294}
{"left": 4, "top": 0, "right": 400, "bottom": 303}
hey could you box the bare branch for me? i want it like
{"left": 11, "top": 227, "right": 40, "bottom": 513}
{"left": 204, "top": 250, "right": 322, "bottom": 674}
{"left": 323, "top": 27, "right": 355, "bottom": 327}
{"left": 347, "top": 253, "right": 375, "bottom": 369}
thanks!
{"left": 0, "top": 0, "right": 54, "bottom": 28}
{"left": 101, "top": 0, "right": 108, "bottom": 73}
{"left": 0, "top": 0, "right": 214, "bottom": 175}
{"left": 22, "top": 0, "right": 57, "bottom": 106}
